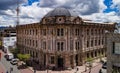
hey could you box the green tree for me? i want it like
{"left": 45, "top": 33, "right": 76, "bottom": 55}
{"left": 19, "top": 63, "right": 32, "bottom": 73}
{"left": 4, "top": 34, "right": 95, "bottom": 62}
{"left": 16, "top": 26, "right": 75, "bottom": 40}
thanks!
{"left": 86, "top": 57, "right": 93, "bottom": 63}
{"left": 17, "top": 54, "right": 30, "bottom": 62}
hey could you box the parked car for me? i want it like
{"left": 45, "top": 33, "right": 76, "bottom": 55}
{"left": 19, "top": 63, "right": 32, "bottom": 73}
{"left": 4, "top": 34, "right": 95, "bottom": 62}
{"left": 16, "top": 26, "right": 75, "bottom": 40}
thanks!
{"left": 99, "top": 62, "right": 107, "bottom": 73}
{"left": 5, "top": 53, "right": 14, "bottom": 61}
{"left": 10, "top": 58, "right": 19, "bottom": 65}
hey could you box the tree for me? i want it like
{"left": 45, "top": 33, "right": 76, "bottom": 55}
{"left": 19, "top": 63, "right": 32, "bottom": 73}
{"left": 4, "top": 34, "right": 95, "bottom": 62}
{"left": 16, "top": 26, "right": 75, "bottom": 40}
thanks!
{"left": 17, "top": 54, "right": 30, "bottom": 62}
{"left": 86, "top": 57, "right": 93, "bottom": 63}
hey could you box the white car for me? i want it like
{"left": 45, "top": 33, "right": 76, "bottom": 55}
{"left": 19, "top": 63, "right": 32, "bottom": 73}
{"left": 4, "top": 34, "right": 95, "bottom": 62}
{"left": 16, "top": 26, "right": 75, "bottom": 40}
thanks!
{"left": 10, "top": 58, "right": 19, "bottom": 65}
{"left": 99, "top": 62, "right": 107, "bottom": 73}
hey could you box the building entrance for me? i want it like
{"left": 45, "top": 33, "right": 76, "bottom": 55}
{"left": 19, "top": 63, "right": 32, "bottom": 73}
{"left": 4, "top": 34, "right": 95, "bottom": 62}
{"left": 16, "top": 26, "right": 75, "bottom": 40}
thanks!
{"left": 75, "top": 54, "right": 78, "bottom": 66}
{"left": 57, "top": 57, "right": 64, "bottom": 68}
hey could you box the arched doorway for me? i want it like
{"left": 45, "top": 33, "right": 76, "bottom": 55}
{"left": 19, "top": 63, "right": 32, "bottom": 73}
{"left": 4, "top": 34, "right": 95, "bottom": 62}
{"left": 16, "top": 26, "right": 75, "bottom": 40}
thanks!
{"left": 57, "top": 56, "right": 64, "bottom": 68}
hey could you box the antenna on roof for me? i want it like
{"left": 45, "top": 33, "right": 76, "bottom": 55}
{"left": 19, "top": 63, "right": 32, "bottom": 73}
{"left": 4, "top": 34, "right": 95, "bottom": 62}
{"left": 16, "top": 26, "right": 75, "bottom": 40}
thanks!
{"left": 16, "top": 0, "right": 20, "bottom": 25}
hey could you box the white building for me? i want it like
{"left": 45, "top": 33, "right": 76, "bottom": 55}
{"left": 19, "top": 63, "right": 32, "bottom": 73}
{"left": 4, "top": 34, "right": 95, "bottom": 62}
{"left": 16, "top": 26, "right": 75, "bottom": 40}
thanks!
{"left": 0, "top": 27, "right": 16, "bottom": 53}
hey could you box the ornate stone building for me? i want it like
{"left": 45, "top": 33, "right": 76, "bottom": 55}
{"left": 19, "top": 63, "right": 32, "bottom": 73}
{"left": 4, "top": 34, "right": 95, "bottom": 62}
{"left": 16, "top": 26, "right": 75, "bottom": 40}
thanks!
{"left": 16, "top": 8, "right": 116, "bottom": 69}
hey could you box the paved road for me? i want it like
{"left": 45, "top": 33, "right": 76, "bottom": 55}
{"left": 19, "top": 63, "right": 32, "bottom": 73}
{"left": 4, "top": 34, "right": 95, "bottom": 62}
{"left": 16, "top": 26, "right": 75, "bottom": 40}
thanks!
{"left": 0, "top": 50, "right": 20, "bottom": 73}
{"left": 0, "top": 50, "right": 33, "bottom": 73}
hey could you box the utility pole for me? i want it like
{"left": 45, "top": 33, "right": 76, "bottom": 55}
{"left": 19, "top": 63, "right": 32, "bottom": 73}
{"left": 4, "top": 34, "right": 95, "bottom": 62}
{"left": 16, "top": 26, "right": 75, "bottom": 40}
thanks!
{"left": 16, "top": 0, "right": 20, "bottom": 25}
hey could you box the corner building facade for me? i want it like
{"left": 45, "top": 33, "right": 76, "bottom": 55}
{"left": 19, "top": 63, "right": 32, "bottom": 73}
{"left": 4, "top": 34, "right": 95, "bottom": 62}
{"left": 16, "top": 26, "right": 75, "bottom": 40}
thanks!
{"left": 17, "top": 8, "right": 115, "bottom": 69}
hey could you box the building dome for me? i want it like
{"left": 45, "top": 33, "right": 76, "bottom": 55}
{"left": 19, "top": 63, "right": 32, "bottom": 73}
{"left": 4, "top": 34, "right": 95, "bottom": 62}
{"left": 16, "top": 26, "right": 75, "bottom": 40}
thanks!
{"left": 44, "top": 7, "right": 78, "bottom": 17}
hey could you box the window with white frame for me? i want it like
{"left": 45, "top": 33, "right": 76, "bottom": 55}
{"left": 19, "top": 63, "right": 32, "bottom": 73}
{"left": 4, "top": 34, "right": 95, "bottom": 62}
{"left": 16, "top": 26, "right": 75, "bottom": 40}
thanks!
{"left": 75, "top": 41, "right": 80, "bottom": 50}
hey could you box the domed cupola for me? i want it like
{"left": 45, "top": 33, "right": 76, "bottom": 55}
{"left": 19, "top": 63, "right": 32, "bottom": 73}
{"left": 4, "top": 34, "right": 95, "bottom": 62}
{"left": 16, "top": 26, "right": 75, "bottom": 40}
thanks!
{"left": 40, "top": 7, "right": 82, "bottom": 24}
{"left": 44, "top": 7, "right": 78, "bottom": 17}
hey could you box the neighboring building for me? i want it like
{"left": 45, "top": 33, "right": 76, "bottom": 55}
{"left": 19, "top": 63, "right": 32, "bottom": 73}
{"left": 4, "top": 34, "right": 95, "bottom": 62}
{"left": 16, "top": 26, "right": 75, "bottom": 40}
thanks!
{"left": 17, "top": 8, "right": 116, "bottom": 69}
{"left": 0, "top": 27, "right": 8, "bottom": 49}
{"left": 0, "top": 27, "right": 16, "bottom": 52}
{"left": 106, "top": 33, "right": 120, "bottom": 73}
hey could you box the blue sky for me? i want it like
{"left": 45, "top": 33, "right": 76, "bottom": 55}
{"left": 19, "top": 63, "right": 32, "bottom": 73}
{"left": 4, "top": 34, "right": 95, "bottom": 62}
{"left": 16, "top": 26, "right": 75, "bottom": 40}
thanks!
{"left": 104, "top": 0, "right": 118, "bottom": 13}
{"left": 0, "top": 0, "right": 120, "bottom": 26}
{"left": 26, "top": 0, "right": 118, "bottom": 13}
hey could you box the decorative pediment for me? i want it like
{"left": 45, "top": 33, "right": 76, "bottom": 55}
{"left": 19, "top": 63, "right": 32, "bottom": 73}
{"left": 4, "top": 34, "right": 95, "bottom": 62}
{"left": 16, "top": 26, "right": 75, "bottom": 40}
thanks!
{"left": 73, "top": 16, "right": 82, "bottom": 24}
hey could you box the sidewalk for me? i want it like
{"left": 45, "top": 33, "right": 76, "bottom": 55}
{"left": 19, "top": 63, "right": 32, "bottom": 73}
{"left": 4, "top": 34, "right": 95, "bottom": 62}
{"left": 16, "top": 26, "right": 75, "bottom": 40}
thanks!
{"left": 27, "top": 58, "right": 105, "bottom": 73}
{"left": 0, "top": 62, "right": 5, "bottom": 73}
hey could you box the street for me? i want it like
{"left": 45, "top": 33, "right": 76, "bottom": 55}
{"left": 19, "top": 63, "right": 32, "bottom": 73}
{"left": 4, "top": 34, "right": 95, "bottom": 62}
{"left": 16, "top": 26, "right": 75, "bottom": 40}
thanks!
{"left": 0, "top": 50, "right": 33, "bottom": 73}
{"left": 0, "top": 50, "right": 20, "bottom": 73}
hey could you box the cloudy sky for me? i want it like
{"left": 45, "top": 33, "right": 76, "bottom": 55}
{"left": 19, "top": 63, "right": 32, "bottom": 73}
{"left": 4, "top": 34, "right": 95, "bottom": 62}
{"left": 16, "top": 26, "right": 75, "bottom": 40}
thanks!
{"left": 0, "top": 0, "right": 120, "bottom": 26}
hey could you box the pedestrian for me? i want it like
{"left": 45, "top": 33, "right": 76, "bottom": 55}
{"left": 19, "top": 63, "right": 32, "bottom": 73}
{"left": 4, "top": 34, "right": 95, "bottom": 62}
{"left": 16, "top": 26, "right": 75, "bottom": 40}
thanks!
{"left": 34, "top": 69, "right": 36, "bottom": 73}
{"left": 10, "top": 67, "right": 13, "bottom": 73}
{"left": 10, "top": 67, "right": 13, "bottom": 71}
{"left": 6, "top": 70, "right": 8, "bottom": 73}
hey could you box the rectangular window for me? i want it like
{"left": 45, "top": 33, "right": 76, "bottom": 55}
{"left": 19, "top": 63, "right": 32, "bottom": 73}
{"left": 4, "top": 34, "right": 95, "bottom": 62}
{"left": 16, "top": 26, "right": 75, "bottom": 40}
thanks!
{"left": 75, "top": 28, "right": 79, "bottom": 36}
{"left": 91, "top": 29, "right": 93, "bottom": 35}
{"left": 61, "top": 28, "right": 64, "bottom": 36}
{"left": 95, "top": 40, "right": 97, "bottom": 46}
{"left": 57, "top": 42, "right": 60, "bottom": 51}
{"left": 98, "top": 40, "right": 101, "bottom": 45}
{"left": 43, "top": 41, "right": 46, "bottom": 49}
{"left": 87, "top": 41, "right": 89, "bottom": 47}
{"left": 36, "top": 40, "right": 38, "bottom": 47}
{"left": 30, "top": 29, "right": 31, "bottom": 35}
{"left": 87, "top": 29, "right": 89, "bottom": 35}
{"left": 91, "top": 40, "right": 93, "bottom": 47}
{"left": 57, "top": 42, "right": 64, "bottom": 51}
{"left": 61, "top": 42, "right": 64, "bottom": 51}
{"left": 57, "top": 28, "right": 64, "bottom": 36}
{"left": 70, "top": 40, "right": 73, "bottom": 50}
{"left": 57, "top": 29, "right": 60, "bottom": 36}
{"left": 75, "top": 41, "right": 80, "bottom": 50}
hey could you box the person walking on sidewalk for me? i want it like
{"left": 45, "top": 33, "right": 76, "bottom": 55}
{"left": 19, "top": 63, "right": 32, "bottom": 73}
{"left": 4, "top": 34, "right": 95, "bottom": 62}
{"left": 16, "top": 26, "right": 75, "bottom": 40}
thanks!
{"left": 6, "top": 70, "right": 8, "bottom": 73}
{"left": 10, "top": 67, "right": 13, "bottom": 73}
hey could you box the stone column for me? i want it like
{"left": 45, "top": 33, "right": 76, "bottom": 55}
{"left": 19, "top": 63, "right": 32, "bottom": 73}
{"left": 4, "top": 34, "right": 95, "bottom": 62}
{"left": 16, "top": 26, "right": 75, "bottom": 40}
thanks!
{"left": 46, "top": 53, "right": 49, "bottom": 67}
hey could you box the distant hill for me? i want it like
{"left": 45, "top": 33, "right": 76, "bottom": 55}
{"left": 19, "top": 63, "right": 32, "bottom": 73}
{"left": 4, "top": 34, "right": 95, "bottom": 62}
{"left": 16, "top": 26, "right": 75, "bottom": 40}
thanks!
{"left": 0, "top": 27, "right": 8, "bottom": 31}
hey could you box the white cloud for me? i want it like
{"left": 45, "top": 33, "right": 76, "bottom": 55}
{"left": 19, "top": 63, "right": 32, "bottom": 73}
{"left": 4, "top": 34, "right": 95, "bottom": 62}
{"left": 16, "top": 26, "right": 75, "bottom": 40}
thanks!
{"left": 19, "top": 2, "right": 53, "bottom": 24}
{"left": 111, "top": 0, "right": 120, "bottom": 15}
{"left": 0, "top": 0, "right": 120, "bottom": 26}
{"left": 80, "top": 11, "right": 120, "bottom": 23}
{"left": 99, "top": 0, "right": 107, "bottom": 12}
